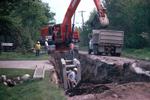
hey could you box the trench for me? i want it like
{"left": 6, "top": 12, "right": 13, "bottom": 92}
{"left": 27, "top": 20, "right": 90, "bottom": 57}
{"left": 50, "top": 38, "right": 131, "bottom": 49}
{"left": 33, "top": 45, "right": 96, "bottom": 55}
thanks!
{"left": 49, "top": 52, "right": 150, "bottom": 96}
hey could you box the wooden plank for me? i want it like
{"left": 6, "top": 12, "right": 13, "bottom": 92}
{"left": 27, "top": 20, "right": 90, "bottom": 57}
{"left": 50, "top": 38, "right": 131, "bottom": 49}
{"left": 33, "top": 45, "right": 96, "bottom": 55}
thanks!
{"left": 33, "top": 65, "right": 45, "bottom": 79}
{"left": 1, "top": 43, "right": 13, "bottom": 46}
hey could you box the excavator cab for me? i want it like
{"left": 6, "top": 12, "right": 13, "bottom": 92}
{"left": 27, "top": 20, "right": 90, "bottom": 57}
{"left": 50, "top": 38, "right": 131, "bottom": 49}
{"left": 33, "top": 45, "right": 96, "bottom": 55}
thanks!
{"left": 40, "top": 24, "right": 80, "bottom": 52}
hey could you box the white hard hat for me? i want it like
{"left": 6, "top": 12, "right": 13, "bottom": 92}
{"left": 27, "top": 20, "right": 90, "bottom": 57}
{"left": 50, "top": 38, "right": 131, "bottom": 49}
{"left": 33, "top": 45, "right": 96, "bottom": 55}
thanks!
{"left": 37, "top": 41, "right": 40, "bottom": 44}
{"left": 73, "top": 68, "right": 78, "bottom": 72}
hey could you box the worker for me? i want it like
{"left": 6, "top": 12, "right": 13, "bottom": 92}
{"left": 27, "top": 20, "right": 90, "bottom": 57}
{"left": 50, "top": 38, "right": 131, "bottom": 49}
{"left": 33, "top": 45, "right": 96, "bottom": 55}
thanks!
{"left": 67, "top": 68, "right": 78, "bottom": 89}
{"left": 35, "top": 41, "right": 41, "bottom": 56}
{"left": 69, "top": 43, "right": 75, "bottom": 60}
{"left": 45, "top": 39, "right": 49, "bottom": 49}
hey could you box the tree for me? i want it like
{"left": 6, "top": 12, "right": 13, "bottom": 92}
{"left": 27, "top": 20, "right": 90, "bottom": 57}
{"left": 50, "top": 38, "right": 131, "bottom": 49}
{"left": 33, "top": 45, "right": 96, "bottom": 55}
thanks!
{"left": 0, "top": 0, "right": 55, "bottom": 52}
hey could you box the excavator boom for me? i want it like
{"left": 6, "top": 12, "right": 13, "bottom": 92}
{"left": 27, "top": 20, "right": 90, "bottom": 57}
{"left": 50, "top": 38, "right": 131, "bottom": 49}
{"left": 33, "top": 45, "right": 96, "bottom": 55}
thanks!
{"left": 61, "top": 0, "right": 109, "bottom": 42}
{"left": 93, "top": 0, "right": 109, "bottom": 27}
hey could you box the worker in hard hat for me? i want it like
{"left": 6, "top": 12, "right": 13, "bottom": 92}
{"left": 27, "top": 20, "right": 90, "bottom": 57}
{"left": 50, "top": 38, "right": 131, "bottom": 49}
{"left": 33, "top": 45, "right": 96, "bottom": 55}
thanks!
{"left": 35, "top": 41, "right": 41, "bottom": 56}
{"left": 69, "top": 43, "right": 75, "bottom": 60}
{"left": 45, "top": 39, "right": 49, "bottom": 49}
{"left": 67, "top": 68, "right": 78, "bottom": 89}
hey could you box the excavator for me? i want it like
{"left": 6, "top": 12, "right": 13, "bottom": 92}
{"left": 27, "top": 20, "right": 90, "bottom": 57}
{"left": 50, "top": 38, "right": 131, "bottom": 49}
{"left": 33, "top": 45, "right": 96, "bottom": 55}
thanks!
{"left": 40, "top": 0, "right": 109, "bottom": 51}
{"left": 41, "top": 0, "right": 109, "bottom": 90}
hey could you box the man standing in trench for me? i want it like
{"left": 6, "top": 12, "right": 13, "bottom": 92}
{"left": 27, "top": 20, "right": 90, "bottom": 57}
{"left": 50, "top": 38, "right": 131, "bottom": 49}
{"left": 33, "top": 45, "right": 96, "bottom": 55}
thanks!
{"left": 67, "top": 68, "right": 78, "bottom": 89}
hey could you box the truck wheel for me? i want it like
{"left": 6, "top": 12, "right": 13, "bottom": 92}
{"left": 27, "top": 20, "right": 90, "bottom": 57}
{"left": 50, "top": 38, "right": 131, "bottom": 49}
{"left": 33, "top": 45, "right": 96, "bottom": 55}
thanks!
{"left": 93, "top": 45, "right": 98, "bottom": 55}
{"left": 111, "top": 52, "right": 115, "bottom": 56}
{"left": 99, "top": 52, "right": 102, "bottom": 55}
{"left": 116, "top": 53, "right": 121, "bottom": 57}
{"left": 88, "top": 49, "right": 92, "bottom": 54}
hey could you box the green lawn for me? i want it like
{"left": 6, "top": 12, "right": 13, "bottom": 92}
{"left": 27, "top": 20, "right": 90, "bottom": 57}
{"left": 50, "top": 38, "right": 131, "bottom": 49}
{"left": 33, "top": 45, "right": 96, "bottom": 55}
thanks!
{"left": 0, "top": 52, "right": 48, "bottom": 60}
{"left": 80, "top": 46, "right": 150, "bottom": 60}
{"left": 79, "top": 46, "right": 88, "bottom": 51}
{"left": 0, "top": 69, "right": 66, "bottom": 100}
{"left": 122, "top": 48, "right": 150, "bottom": 60}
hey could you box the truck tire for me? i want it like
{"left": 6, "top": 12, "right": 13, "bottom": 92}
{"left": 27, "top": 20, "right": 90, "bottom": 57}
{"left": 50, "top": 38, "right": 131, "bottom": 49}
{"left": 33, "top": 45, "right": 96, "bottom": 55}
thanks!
{"left": 93, "top": 45, "right": 98, "bottom": 55}
{"left": 88, "top": 49, "right": 92, "bottom": 54}
{"left": 115, "top": 53, "right": 121, "bottom": 57}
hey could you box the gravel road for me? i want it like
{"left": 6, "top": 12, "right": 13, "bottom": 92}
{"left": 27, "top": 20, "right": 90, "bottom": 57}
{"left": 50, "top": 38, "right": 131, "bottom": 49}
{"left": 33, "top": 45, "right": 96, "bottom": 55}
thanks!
{"left": 0, "top": 60, "right": 53, "bottom": 70}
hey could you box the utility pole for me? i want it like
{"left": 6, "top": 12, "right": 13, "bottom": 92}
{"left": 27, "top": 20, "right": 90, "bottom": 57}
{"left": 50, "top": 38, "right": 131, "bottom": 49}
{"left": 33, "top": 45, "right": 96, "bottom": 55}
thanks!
{"left": 78, "top": 11, "right": 86, "bottom": 30}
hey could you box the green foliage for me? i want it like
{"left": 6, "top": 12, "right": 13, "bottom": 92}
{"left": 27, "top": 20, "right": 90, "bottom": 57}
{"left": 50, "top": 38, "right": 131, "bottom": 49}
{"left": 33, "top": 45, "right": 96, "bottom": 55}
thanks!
{"left": 86, "top": 9, "right": 101, "bottom": 29}
{"left": 123, "top": 48, "right": 150, "bottom": 60}
{"left": 0, "top": 0, "right": 55, "bottom": 52}
{"left": 125, "top": 33, "right": 147, "bottom": 48}
{"left": 79, "top": 27, "right": 91, "bottom": 46}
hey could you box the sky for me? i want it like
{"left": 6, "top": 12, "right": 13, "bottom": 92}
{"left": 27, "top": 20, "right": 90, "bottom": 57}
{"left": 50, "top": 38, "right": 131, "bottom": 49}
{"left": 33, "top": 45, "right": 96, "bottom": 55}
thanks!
{"left": 42, "top": 0, "right": 96, "bottom": 26}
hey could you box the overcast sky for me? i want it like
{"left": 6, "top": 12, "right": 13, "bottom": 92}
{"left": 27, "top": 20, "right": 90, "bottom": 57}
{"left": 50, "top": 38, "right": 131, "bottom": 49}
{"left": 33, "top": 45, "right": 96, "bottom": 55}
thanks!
{"left": 42, "top": 0, "right": 96, "bottom": 26}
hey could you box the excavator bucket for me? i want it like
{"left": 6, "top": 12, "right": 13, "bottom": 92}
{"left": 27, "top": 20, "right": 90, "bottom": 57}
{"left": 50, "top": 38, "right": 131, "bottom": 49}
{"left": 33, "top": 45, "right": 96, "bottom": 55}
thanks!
{"left": 99, "top": 14, "right": 109, "bottom": 27}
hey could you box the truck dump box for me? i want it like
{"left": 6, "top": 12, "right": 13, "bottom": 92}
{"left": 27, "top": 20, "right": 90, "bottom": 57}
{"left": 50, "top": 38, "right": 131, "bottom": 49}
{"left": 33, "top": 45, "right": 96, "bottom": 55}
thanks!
{"left": 89, "top": 29, "right": 124, "bottom": 56}
{"left": 92, "top": 29, "right": 124, "bottom": 46}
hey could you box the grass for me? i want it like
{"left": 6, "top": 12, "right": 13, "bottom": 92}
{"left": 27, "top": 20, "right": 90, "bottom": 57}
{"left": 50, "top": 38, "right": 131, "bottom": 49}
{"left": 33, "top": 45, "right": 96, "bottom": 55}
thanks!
{"left": 79, "top": 46, "right": 88, "bottom": 51}
{"left": 0, "top": 69, "right": 66, "bottom": 100}
{"left": 0, "top": 52, "right": 49, "bottom": 60}
{"left": 79, "top": 46, "right": 150, "bottom": 60}
{"left": 122, "top": 48, "right": 150, "bottom": 60}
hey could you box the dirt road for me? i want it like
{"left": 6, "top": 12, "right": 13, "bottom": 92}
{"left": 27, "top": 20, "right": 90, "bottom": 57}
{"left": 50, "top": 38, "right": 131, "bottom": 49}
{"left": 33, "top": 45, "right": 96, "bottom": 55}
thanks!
{"left": 0, "top": 60, "right": 53, "bottom": 70}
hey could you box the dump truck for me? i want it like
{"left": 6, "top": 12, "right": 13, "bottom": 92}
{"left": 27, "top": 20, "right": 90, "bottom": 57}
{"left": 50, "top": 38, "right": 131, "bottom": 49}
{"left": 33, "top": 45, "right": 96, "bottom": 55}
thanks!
{"left": 88, "top": 29, "right": 124, "bottom": 56}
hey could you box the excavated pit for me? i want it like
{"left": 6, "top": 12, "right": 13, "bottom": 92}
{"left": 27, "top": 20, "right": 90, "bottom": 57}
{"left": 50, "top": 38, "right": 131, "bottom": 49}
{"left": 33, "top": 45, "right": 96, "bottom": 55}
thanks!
{"left": 49, "top": 52, "right": 150, "bottom": 96}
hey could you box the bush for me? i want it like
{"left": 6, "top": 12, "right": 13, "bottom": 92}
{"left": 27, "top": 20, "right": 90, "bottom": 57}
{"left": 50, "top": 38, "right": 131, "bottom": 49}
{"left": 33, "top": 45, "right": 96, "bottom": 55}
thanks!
{"left": 125, "top": 33, "right": 147, "bottom": 49}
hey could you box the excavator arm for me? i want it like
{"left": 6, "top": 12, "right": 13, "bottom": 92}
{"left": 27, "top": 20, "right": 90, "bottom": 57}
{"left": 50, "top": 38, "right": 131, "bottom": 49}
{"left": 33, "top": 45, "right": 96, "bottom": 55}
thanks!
{"left": 61, "top": 0, "right": 109, "bottom": 42}
{"left": 61, "top": 0, "right": 81, "bottom": 42}
{"left": 93, "top": 0, "right": 109, "bottom": 27}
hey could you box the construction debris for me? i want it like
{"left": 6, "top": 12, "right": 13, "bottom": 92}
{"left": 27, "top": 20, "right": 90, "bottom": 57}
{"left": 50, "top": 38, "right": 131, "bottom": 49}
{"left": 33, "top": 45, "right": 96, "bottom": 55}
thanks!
{"left": 21, "top": 74, "right": 30, "bottom": 80}
{"left": 0, "top": 74, "right": 30, "bottom": 87}
{"left": 33, "top": 65, "right": 45, "bottom": 79}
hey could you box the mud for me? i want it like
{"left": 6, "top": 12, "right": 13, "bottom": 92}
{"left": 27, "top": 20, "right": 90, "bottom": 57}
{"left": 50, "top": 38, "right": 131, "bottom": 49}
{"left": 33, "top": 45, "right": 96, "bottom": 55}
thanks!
{"left": 65, "top": 83, "right": 110, "bottom": 96}
{"left": 68, "top": 82, "right": 150, "bottom": 100}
